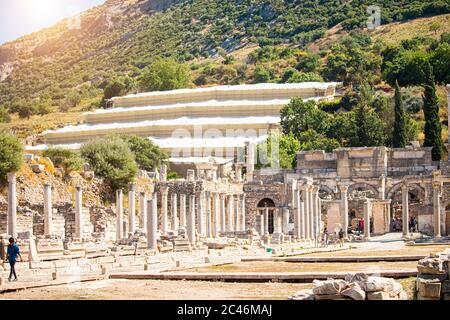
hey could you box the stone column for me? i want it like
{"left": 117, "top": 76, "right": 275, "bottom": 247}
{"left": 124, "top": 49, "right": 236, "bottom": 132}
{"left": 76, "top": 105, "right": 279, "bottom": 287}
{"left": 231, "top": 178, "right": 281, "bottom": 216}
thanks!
{"left": 308, "top": 186, "right": 314, "bottom": 240}
{"left": 363, "top": 198, "right": 371, "bottom": 239}
{"left": 160, "top": 186, "right": 169, "bottom": 235}
{"left": 226, "top": 195, "right": 234, "bottom": 232}
{"left": 159, "top": 164, "right": 167, "bottom": 182}
{"left": 179, "top": 194, "right": 187, "bottom": 228}
{"left": 302, "top": 185, "right": 310, "bottom": 240}
{"left": 433, "top": 183, "right": 442, "bottom": 238}
{"left": 312, "top": 186, "right": 320, "bottom": 239}
{"left": 401, "top": 184, "right": 410, "bottom": 238}
{"left": 187, "top": 194, "right": 196, "bottom": 247}
{"left": 7, "top": 173, "right": 17, "bottom": 238}
{"left": 74, "top": 185, "right": 83, "bottom": 239}
{"left": 264, "top": 207, "right": 269, "bottom": 235}
{"left": 220, "top": 194, "right": 226, "bottom": 233}
{"left": 43, "top": 183, "right": 53, "bottom": 236}
{"left": 275, "top": 209, "right": 283, "bottom": 234}
{"left": 339, "top": 185, "right": 349, "bottom": 239}
{"left": 240, "top": 194, "right": 246, "bottom": 231}
{"left": 139, "top": 192, "right": 147, "bottom": 231}
{"left": 259, "top": 210, "right": 265, "bottom": 236}
{"left": 206, "top": 192, "right": 212, "bottom": 238}
{"left": 171, "top": 193, "right": 178, "bottom": 232}
{"left": 147, "top": 194, "right": 158, "bottom": 250}
{"left": 282, "top": 208, "right": 290, "bottom": 235}
{"left": 213, "top": 193, "right": 220, "bottom": 238}
{"left": 234, "top": 196, "right": 240, "bottom": 232}
{"left": 197, "top": 192, "right": 205, "bottom": 237}
{"left": 116, "top": 189, "right": 123, "bottom": 240}
{"left": 294, "top": 187, "right": 301, "bottom": 239}
{"left": 128, "top": 183, "right": 136, "bottom": 235}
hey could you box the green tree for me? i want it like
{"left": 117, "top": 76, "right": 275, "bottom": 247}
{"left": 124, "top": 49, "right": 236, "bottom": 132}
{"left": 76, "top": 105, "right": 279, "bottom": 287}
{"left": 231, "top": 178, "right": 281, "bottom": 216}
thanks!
{"left": 138, "top": 58, "right": 191, "bottom": 92}
{"left": 298, "top": 129, "right": 340, "bottom": 153}
{"left": 422, "top": 62, "right": 444, "bottom": 161}
{"left": 80, "top": 136, "right": 139, "bottom": 190}
{"left": 280, "top": 98, "right": 331, "bottom": 139}
{"left": 392, "top": 81, "right": 407, "bottom": 148}
{"left": 0, "top": 133, "right": 23, "bottom": 182}
{"left": 118, "top": 135, "right": 168, "bottom": 171}
{"left": 354, "top": 85, "right": 387, "bottom": 147}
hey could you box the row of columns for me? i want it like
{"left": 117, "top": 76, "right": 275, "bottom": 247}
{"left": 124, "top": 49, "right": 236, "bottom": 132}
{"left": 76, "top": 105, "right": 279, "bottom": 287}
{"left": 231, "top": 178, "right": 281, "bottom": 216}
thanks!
{"left": 292, "top": 180, "right": 322, "bottom": 241}
{"left": 145, "top": 190, "right": 246, "bottom": 250}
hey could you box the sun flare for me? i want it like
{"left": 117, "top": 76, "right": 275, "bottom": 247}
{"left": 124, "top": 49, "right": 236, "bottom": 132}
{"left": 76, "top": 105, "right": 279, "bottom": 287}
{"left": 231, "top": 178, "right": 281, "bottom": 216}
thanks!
{"left": 23, "top": 0, "right": 58, "bottom": 23}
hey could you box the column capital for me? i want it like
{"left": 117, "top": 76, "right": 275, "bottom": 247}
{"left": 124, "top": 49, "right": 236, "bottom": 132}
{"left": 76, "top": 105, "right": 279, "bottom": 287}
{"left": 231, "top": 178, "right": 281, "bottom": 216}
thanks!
{"left": 44, "top": 182, "right": 52, "bottom": 188}
{"left": 312, "top": 185, "right": 320, "bottom": 193}
{"left": 401, "top": 182, "right": 409, "bottom": 191}
{"left": 300, "top": 184, "right": 308, "bottom": 192}
{"left": 338, "top": 184, "right": 348, "bottom": 193}
{"left": 160, "top": 185, "right": 170, "bottom": 195}
{"left": 128, "top": 182, "right": 137, "bottom": 190}
{"left": 7, "top": 172, "right": 16, "bottom": 183}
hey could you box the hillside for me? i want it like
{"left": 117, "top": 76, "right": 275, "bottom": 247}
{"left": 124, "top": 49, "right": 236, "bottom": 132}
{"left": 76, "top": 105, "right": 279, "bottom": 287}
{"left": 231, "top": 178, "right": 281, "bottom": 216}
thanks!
{"left": 0, "top": 0, "right": 449, "bottom": 140}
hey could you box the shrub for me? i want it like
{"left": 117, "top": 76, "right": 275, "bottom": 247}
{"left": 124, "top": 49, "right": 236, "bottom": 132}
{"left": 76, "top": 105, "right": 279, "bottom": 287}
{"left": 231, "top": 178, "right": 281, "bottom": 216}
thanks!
{"left": 0, "top": 107, "right": 11, "bottom": 123}
{"left": 43, "top": 147, "right": 83, "bottom": 175}
{"left": 119, "top": 135, "right": 168, "bottom": 172}
{"left": 80, "top": 136, "right": 138, "bottom": 190}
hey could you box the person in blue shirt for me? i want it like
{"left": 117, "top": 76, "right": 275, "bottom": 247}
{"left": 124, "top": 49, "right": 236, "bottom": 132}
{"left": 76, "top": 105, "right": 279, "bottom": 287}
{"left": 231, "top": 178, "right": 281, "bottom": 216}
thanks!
{"left": 5, "top": 237, "right": 23, "bottom": 282}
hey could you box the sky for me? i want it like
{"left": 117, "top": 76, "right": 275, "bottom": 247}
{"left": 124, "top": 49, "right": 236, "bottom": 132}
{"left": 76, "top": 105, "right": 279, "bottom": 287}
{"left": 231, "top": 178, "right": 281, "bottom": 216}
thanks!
{"left": 0, "top": 0, "right": 106, "bottom": 45}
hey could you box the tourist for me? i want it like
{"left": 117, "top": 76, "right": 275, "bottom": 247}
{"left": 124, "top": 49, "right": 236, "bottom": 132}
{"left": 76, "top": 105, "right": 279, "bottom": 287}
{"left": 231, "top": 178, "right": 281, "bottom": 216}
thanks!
{"left": 322, "top": 228, "right": 329, "bottom": 247}
{"left": 6, "top": 237, "right": 23, "bottom": 282}
{"left": 410, "top": 216, "right": 418, "bottom": 233}
{"left": 390, "top": 218, "right": 396, "bottom": 232}
{"left": 338, "top": 229, "right": 344, "bottom": 247}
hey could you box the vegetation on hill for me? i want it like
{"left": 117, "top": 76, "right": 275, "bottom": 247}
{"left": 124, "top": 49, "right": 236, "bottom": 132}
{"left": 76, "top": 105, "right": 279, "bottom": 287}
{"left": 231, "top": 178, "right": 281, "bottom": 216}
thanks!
{"left": 0, "top": 0, "right": 448, "bottom": 160}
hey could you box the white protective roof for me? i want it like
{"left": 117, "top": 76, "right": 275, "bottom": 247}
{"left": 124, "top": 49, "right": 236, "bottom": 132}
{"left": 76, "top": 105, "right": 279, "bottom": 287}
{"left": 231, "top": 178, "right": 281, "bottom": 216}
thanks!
{"left": 110, "top": 82, "right": 339, "bottom": 102}
{"left": 43, "top": 116, "right": 280, "bottom": 135}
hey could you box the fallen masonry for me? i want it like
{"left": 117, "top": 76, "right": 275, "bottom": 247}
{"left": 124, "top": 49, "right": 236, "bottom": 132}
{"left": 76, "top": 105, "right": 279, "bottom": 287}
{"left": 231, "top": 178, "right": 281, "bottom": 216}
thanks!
{"left": 416, "top": 248, "right": 450, "bottom": 300}
{"left": 289, "top": 273, "right": 408, "bottom": 300}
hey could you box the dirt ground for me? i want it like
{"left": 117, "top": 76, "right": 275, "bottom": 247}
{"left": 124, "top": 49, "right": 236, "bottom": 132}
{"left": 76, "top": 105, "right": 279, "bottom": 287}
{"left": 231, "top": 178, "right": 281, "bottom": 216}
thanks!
{"left": 186, "top": 261, "right": 417, "bottom": 273}
{"left": 300, "top": 245, "right": 448, "bottom": 258}
{"left": 0, "top": 279, "right": 309, "bottom": 300}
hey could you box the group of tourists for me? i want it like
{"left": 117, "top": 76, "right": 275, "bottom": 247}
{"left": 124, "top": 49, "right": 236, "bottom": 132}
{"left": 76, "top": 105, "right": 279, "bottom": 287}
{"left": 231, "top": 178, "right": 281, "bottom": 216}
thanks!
{"left": 321, "top": 228, "right": 344, "bottom": 247}
{"left": 389, "top": 215, "right": 419, "bottom": 233}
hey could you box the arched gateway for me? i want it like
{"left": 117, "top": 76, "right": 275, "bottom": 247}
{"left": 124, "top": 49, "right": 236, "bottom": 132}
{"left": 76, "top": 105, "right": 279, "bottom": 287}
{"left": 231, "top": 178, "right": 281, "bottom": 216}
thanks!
{"left": 256, "top": 198, "right": 276, "bottom": 235}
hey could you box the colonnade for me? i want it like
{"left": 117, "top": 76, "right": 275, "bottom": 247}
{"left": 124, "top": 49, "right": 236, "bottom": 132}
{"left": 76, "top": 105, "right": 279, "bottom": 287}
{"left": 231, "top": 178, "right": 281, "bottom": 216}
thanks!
{"left": 291, "top": 179, "right": 322, "bottom": 242}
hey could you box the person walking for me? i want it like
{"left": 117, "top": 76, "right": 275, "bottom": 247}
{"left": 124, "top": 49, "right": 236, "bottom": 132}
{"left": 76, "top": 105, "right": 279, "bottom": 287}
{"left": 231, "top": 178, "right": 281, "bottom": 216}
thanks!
{"left": 322, "top": 228, "right": 329, "bottom": 247}
{"left": 6, "top": 237, "right": 23, "bottom": 282}
{"left": 338, "top": 228, "right": 344, "bottom": 247}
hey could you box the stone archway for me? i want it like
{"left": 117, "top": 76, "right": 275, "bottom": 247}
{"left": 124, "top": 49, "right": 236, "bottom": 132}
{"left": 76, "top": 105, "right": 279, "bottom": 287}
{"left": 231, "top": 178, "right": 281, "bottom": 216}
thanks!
{"left": 319, "top": 185, "right": 336, "bottom": 200}
{"left": 257, "top": 198, "right": 276, "bottom": 234}
{"left": 348, "top": 183, "right": 379, "bottom": 200}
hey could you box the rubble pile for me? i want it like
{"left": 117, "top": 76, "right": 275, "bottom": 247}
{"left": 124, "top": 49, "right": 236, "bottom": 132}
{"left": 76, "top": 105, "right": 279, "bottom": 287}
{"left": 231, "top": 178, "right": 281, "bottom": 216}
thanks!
{"left": 416, "top": 248, "right": 450, "bottom": 300}
{"left": 289, "top": 273, "right": 408, "bottom": 300}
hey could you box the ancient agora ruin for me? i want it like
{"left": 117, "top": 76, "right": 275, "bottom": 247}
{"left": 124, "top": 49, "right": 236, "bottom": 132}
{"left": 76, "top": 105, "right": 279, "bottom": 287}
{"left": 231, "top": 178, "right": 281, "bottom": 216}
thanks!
{"left": 1, "top": 84, "right": 450, "bottom": 300}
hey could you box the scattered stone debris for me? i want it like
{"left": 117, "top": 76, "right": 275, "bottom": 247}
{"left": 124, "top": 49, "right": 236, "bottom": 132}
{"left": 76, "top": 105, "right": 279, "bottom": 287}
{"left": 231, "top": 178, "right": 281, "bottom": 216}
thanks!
{"left": 289, "top": 273, "right": 408, "bottom": 300}
{"left": 416, "top": 248, "right": 450, "bottom": 300}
